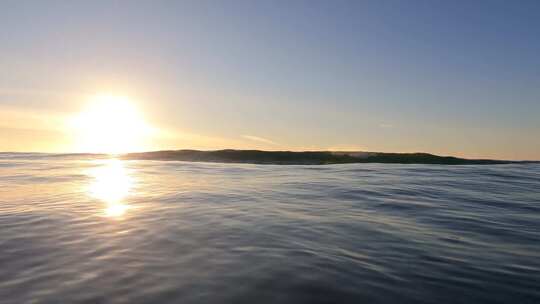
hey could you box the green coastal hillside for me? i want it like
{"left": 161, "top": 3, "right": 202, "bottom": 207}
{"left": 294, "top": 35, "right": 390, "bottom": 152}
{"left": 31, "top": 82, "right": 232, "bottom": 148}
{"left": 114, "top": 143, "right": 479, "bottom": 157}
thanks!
{"left": 122, "top": 150, "right": 513, "bottom": 165}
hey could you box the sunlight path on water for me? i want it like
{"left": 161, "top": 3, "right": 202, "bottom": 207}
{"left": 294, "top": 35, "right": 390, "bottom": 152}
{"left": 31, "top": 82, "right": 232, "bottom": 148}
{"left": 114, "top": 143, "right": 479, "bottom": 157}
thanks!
{"left": 86, "top": 158, "right": 132, "bottom": 218}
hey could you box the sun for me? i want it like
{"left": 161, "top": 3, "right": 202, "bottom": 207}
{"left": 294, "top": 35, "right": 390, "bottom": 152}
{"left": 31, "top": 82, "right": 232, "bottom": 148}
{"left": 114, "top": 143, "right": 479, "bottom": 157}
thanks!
{"left": 69, "top": 94, "right": 154, "bottom": 154}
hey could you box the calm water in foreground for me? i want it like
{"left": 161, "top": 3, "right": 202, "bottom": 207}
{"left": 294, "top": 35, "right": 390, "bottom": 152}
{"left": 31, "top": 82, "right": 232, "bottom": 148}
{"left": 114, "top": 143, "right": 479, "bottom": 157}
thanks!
{"left": 0, "top": 153, "right": 539, "bottom": 304}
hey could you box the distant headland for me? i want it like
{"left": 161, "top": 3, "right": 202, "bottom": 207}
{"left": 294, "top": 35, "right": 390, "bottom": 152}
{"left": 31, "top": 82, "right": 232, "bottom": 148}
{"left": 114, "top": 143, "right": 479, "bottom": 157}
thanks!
{"left": 121, "top": 149, "right": 523, "bottom": 165}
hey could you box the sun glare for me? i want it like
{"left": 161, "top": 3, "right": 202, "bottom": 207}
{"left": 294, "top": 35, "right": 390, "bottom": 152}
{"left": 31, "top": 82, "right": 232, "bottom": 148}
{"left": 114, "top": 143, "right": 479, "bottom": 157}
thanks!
{"left": 87, "top": 158, "right": 132, "bottom": 218}
{"left": 70, "top": 94, "right": 154, "bottom": 154}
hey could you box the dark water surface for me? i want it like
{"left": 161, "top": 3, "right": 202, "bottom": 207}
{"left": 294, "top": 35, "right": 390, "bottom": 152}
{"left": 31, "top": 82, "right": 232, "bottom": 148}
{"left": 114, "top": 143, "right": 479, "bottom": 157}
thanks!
{"left": 1, "top": 153, "right": 539, "bottom": 303}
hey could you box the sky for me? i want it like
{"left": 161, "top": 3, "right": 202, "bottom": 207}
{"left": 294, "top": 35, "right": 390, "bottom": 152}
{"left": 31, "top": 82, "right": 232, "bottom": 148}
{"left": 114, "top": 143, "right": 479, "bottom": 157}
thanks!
{"left": 1, "top": 0, "right": 539, "bottom": 160}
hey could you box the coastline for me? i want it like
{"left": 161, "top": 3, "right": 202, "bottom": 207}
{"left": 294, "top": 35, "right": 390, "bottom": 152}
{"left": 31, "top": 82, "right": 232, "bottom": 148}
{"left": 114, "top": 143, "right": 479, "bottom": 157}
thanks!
{"left": 120, "top": 149, "right": 518, "bottom": 165}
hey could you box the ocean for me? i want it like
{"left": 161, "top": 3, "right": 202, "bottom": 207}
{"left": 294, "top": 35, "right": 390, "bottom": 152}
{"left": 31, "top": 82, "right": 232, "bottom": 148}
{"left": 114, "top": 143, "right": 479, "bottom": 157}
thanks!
{"left": 1, "top": 153, "right": 539, "bottom": 303}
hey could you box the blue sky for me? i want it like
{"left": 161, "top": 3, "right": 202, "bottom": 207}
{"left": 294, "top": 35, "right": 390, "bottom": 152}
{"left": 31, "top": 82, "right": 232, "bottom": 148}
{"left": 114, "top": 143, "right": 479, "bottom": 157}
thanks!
{"left": 1, "top": 0, "right": 539, "bottom": 159}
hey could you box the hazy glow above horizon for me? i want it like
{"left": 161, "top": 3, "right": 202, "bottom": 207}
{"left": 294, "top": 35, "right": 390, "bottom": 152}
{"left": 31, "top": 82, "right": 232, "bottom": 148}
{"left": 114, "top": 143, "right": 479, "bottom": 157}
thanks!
{"left": 68, "top": 95, "right": 155, "bottom": 154}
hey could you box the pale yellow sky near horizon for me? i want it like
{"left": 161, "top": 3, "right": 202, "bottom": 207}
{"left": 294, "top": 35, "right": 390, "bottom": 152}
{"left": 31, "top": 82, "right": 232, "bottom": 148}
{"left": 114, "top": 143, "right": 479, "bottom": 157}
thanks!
{"left": 0, "top": 90, "right": 537, "bottom": 161}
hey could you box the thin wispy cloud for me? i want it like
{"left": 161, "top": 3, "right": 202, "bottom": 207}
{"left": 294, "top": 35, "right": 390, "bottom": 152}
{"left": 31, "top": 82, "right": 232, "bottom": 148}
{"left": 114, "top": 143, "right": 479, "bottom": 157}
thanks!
{"left": 242, "top": 135, "right": 278, "bottom": 146}
{"left": 379, "top": 123, "right": 394, "bottom": 129}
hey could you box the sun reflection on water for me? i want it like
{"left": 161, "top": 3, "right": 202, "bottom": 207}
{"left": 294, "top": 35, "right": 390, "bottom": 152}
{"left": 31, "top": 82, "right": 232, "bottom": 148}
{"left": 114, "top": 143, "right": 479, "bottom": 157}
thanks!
{"left": 87, "top": 159, "right": 132, "bottom": 218}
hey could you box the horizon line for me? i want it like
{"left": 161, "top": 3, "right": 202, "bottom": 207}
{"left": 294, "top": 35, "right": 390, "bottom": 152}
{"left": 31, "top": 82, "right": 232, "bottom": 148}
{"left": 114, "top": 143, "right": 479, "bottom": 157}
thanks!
{"left": 1, "top": 149, "right": 538, "bottom": 162}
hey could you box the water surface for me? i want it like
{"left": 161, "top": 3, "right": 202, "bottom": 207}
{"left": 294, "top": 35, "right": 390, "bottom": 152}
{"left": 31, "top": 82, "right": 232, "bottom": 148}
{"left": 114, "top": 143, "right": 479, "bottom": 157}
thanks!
{"left": 1, "top": 153, "right": 539, "bottom": 303}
